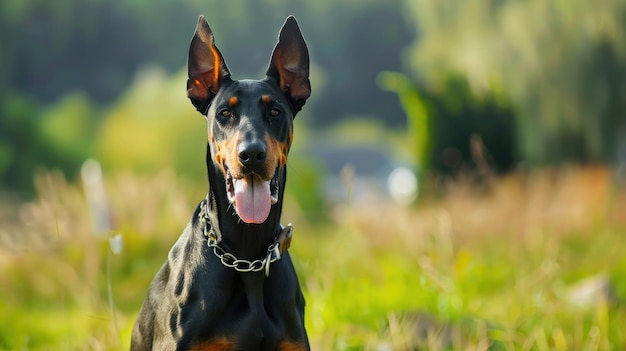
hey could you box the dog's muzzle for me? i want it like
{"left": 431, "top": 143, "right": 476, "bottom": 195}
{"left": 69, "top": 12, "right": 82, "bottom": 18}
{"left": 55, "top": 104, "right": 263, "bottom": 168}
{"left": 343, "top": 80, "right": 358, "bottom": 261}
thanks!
{"left": 225, "top": 168, "right": 279, "bottom": 224}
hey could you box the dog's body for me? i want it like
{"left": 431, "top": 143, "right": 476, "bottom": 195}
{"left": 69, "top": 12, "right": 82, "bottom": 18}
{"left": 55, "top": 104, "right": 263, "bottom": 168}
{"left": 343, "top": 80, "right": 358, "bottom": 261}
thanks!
{"left": 131, "top": 16, "right": 311, "bottom": 351}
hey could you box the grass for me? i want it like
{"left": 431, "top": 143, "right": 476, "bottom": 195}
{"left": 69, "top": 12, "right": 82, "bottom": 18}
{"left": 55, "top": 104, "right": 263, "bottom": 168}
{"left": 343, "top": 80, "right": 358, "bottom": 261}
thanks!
{"left": 1, "top": 166, "right": 625, "bottom": 350}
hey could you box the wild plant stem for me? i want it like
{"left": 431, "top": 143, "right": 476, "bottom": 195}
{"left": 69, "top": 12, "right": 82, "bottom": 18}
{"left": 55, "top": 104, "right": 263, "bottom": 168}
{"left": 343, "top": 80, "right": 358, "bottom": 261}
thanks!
{"left": 107, "top": 246, "right": 119, "bottom": 337}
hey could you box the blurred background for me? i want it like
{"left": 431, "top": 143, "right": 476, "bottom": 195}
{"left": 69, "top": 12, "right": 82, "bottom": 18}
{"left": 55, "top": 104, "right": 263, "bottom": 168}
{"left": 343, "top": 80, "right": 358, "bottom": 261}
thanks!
{"left": 1, "top": 0, "right": 626, "bottom": 349}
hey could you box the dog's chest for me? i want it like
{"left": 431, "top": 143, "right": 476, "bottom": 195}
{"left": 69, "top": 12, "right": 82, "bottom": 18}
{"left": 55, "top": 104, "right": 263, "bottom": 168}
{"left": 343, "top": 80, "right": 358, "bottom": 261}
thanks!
{"left": 168, "top": 253, "right": 301, "bottom": 350}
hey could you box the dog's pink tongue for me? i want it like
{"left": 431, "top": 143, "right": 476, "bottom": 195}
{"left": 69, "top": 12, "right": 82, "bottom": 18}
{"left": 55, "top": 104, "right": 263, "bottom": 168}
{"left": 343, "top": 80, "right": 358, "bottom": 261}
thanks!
{"left": 234, "top": 175, "right": 272, "bottom": 224}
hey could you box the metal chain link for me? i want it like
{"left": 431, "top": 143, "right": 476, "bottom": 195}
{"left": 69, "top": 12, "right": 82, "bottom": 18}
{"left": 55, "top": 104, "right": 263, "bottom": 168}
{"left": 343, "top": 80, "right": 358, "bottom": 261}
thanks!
{"left": 208, "top": 239, "right": 281, "bottom": 275}
{"left": 200, "top": 198, "right": 282, "bottom": 276}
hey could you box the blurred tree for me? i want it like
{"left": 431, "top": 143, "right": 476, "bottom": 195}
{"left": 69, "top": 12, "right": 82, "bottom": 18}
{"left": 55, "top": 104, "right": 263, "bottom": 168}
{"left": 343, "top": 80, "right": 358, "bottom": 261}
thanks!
{"left": 0, "top": 0, "right": 202, "bottom": 193}
{"left": 423, "top": 77, "right": 516, "bottom": 175}
{"left": 378, "top": 72, "right": 432, "bottom": 179}
{"left": 0, "top": 0, "right": 412, "bottom": 116}
{"left": 404, "top": 0, "right": 626, "bottom": 165}
{"left": 299, "top": 0, "right": 415, "bottom": 127}
{"left": 39, "top": 92, "right": 97, "bottom": 165}
{"left": 381, "top": 72, "right": 516, "bottom": 181}
{"left": 0, "top": 0, "right": 414, "bottom": 192}
{"left": 0, "top": 93, "right": 91, "bottom": 193}
{"left": 95, "top": 68, "right": 205, "bottom": 179}
{"left": 0, "top": 0, "right": 202, "bottom": 104}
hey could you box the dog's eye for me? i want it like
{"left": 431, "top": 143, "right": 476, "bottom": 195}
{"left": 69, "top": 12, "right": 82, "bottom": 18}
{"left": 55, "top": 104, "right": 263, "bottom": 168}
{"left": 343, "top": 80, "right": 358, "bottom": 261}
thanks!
{"left": 219, "top": 109, "right": 232, "bottom": 118}
{"left": 269, "top": 108, "right": 281, "bottom": 117}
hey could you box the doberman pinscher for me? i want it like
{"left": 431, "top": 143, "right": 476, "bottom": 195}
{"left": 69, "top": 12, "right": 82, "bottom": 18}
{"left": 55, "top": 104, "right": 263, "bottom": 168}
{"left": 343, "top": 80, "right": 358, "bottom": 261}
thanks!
{"left": 131, "top": 15, "right": 311, "bottom": 350}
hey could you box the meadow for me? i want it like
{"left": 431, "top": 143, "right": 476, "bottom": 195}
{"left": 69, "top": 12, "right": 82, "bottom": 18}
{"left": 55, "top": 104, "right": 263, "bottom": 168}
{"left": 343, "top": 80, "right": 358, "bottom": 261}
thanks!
{"left": 2, "top": 1, "right": 626, "bottom": 349}
{"left": 0, "top": 165, "right": 625, "bottom": 350}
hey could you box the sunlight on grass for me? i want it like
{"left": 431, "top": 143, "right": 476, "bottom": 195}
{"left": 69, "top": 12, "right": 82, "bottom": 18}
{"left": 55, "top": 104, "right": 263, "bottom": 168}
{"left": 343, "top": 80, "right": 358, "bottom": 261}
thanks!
{"left": 1, "top": 166, "right": 625, "bottom": 350}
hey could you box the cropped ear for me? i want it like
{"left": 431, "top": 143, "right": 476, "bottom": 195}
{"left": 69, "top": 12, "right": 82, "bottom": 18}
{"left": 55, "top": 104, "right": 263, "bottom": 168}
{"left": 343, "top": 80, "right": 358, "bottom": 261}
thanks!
{"left": 266, "top": 16, "right": 311, "bottom": 114}
{"left": 187, "top": 16, "right": 231, "bottom": 114}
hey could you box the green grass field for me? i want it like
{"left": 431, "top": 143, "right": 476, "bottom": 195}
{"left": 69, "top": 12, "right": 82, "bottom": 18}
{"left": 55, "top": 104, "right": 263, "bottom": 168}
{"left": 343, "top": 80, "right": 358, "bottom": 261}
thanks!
{"left": 1, "top": 166, "right": 625, "bottom": 350}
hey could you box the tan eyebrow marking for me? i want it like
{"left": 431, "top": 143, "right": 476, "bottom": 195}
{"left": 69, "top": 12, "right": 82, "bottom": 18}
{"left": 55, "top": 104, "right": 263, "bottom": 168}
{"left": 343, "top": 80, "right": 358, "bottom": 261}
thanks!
{"left": 261, "top": 95, "right": 273, "bottom": 105}
{"left": 228, "top": 96, "right": 238, "bottom": 106}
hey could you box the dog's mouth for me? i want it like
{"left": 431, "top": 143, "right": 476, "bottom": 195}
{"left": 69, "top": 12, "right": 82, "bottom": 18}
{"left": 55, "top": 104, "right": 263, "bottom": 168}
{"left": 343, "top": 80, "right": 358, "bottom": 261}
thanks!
{"left": 225, "top": 168, "right": 279, "bottom": 224}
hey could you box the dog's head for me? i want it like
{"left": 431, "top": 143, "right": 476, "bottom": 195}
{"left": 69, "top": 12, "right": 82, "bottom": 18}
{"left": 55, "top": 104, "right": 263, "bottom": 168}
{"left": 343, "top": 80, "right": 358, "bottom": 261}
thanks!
{"left": 187, "top": 16, "right": 310, "bottom": 225}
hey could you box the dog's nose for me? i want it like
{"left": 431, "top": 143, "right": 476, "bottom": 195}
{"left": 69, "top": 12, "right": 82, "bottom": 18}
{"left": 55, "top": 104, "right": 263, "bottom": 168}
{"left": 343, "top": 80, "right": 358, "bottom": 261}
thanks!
{"left": 238, "top": 141, "right": 267, "bottom": 170}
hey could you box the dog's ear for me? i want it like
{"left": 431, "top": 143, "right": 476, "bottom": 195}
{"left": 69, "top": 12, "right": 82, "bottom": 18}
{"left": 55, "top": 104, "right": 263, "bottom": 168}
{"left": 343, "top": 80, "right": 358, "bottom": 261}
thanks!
{"left": 187, "top": 16, "right": 231, "bottom": 114}
{"left": 266, "top": 16, "right": 311, "bottom": 114}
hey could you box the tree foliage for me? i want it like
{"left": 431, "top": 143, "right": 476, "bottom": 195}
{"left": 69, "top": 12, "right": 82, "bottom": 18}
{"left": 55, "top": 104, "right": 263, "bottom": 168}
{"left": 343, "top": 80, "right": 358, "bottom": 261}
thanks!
{"left": 0, "top": 0, "right": 413, "bottom": 193}
{"left": 405, "top": 0, "right": 626, "bottom": 165}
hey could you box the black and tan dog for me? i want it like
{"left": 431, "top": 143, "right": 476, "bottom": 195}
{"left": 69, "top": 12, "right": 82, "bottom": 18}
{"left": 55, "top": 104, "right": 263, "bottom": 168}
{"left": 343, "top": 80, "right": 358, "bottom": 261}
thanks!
{"left": 131, "top": 15, "right": 311, "bottom": 351}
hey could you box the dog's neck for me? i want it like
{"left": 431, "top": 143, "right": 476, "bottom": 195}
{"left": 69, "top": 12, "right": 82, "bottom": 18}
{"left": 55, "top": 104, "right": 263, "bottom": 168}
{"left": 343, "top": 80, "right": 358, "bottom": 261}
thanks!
{"left": 204, "top": 145, "right": 286, "bottom": 260}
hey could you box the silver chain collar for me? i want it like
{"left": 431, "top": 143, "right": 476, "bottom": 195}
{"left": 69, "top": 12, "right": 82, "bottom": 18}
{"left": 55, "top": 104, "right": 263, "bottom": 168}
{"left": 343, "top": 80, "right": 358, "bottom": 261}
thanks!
{"left": 199, "top": 199, "right": 283, "bottom": 277}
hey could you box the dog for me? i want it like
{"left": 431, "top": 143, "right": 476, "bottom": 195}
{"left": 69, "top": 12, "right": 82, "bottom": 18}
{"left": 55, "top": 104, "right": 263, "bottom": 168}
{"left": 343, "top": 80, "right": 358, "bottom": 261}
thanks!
{"left": 131, "top": 15, "right": 311, "bottom": 350}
